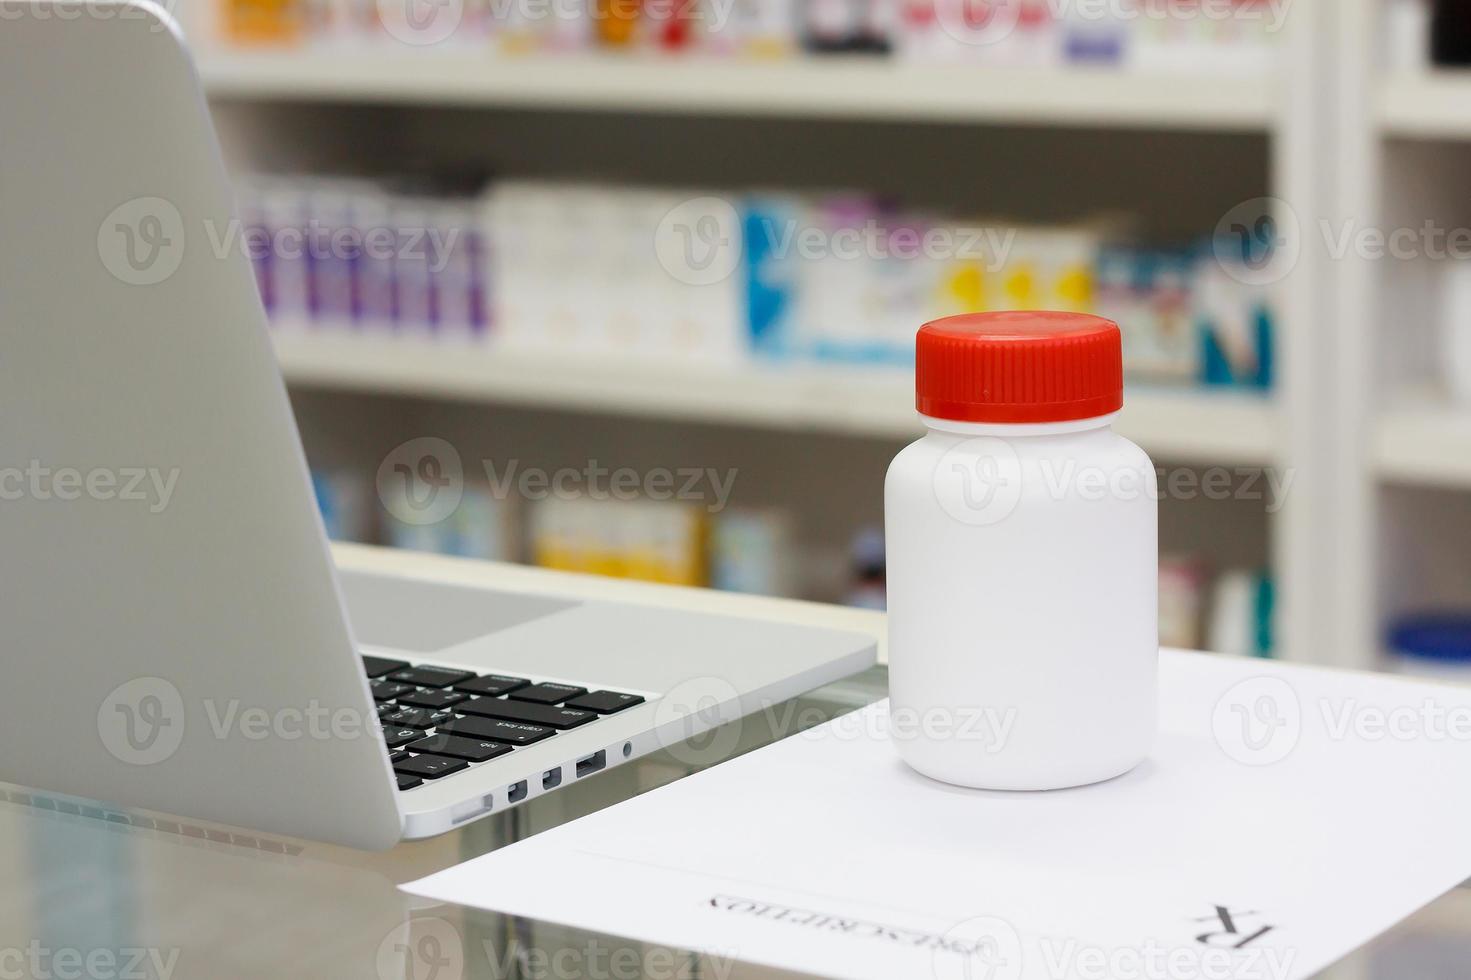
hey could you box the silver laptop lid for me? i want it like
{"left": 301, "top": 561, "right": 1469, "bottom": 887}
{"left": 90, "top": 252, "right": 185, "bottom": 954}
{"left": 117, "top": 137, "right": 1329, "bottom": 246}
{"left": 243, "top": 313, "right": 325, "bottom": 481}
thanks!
{"left": 0, "top": 1, "right": 402, "bottom": 848}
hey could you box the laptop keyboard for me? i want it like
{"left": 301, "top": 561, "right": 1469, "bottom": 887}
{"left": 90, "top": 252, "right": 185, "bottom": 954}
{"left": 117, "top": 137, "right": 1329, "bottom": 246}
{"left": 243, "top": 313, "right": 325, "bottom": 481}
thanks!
{"left": 362, "top": 655, "right": 646, "bottom": 791}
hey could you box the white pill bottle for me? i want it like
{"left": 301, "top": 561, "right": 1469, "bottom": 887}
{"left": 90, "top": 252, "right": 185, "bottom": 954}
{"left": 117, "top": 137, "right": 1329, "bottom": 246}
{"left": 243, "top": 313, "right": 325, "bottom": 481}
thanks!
{"left": 886, "top": 312, "right": 1158, "bottom": 790}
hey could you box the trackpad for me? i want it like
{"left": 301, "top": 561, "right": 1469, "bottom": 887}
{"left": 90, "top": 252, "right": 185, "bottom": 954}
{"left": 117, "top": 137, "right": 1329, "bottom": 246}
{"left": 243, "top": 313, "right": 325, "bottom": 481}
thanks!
{"left": 338, "top": 570, "right": 578, "bottom": 653}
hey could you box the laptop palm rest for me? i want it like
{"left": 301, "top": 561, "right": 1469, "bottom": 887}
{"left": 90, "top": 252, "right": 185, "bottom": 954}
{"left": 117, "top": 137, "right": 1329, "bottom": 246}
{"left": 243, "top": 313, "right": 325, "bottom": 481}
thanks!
{"left": 337, "top": 570, "right": 578, "bottom": 654}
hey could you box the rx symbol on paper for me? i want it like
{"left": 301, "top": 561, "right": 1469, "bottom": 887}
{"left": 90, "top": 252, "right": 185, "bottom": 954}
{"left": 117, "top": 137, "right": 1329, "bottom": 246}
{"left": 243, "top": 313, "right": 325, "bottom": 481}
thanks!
{"left": 1194, "top": 905, "right": 1276, "bottom": 950}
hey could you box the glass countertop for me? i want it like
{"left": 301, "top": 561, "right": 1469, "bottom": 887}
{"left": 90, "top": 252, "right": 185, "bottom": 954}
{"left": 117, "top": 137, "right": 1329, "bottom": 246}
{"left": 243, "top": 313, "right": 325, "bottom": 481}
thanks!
{"left": 0, "top": 666, "right": 1464, "bottom": 980}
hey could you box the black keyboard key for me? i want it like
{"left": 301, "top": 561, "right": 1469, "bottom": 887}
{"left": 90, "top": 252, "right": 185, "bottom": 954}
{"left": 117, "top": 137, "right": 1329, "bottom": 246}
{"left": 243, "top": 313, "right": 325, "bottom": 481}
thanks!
{"left": 371, "top": 681, "right": 413, "bottom": 702}
{"left": 381, "top": 707, "right": 454, "bottom": 730}
{"left": 397, "top": 774, "right": 423, "bottom": 791}
{"left": 363, "top": 655, "right": 410, "bottom": 678}
{"left": 407, "top": 734, "right": 514, "bottom": 763}
{"left": 439, "top": 715, "right": 556, "bottom": 746}
{"left": 394, "top": 754, "right": 468, "bottom": 779}
{"left": 377, "top": 702, "right": 395, "bottom": 718}
{"left": 566, "top": 691, "right": 646, "bottom": 714}
{"left": 397, "top": 688, "right": 468, "bottom": 710}
{"left": 389, "top": 751, "right": 409, "bottom": 764}
{"left": 458, "top": 697, "right": 595, "bottom": 730}
{"left": 508, "top": 682, "right": 588, "bottom": 705}
{"left": 455, "top": 674, "right": 531, "bottom": 697}
{"left": 389, "top": 666, "right": 476, "bottom": 688}
{"left": 381, "top": 725, "right": 427, "bottom": 749}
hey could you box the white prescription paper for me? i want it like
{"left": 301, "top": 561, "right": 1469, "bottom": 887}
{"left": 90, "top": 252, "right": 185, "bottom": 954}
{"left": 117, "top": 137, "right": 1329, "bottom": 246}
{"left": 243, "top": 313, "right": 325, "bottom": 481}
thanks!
{"left": 405, "top": 652, "right": 1471, "bottom": 980}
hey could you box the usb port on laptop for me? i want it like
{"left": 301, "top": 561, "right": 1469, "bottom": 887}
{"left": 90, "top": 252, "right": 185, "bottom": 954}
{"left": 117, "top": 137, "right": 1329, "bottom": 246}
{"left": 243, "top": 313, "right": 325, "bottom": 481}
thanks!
{"left": 575, "top": 751, "right": 606, "bottom": 778}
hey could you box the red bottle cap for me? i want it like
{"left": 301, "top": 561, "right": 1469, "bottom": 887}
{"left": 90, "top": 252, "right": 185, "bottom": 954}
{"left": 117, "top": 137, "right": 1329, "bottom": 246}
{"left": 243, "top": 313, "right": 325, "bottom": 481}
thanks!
{"left": 915, "top": 311, "right": 1124, "bottom": 424}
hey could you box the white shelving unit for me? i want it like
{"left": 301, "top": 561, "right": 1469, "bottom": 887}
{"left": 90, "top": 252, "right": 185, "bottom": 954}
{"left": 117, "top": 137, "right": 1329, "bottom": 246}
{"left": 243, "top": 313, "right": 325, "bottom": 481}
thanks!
{"left": 200, "top": 50, "right": 1276, "bottom": 131}
{"left": 1375, "top": 399, "right": 1471, "bottom": 488}
{"left": 185, "top": 1, "right": 1335, "bottom": 663}
{"left": 1378, "top": 72, "right": 1471, "bottom": 138}
{"left": 1334, "top": 0, "right": 1471, "bottom": 670}
{"left": 271, "top": 331, "right": 1282, "bottom": 466}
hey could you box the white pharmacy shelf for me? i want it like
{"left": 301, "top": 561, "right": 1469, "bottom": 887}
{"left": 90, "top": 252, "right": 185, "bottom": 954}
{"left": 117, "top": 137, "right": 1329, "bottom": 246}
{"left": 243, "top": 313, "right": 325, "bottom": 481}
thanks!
{"left": 271, "top": 331, "right": 1282, "bottom": 466}
{"left": 1378, "top": 72, "right": 1471, "bottom": 139}
{"left": 1373, "top": 400, "right": 1471, "bottom": 488}
{"left": 198, "top": 50, "right": 1277, "bottom": 131}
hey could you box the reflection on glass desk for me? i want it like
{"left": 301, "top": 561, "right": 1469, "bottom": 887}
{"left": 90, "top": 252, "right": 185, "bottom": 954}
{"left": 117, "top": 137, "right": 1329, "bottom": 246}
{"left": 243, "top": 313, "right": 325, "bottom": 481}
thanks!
{"left": 0, "top": 666, "right": 1465, "bottom": 980}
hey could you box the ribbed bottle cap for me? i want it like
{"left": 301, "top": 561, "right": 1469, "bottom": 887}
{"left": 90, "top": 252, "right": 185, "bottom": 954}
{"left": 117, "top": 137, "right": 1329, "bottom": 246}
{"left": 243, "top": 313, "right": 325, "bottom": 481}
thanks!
{"left": 916, "top": 311, "right": 1124, "bottom": 424}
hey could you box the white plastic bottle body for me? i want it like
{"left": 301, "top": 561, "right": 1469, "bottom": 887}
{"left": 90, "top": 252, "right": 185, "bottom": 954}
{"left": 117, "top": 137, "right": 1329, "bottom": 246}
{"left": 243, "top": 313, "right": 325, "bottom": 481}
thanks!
{"left": 885, "top": 413, "right": 1158, "bottom": 791}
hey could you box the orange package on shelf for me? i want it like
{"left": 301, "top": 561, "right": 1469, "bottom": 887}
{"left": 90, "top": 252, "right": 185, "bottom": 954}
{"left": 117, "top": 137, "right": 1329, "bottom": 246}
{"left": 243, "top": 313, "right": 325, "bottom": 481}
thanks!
{"left": 221, "top": 0, "right": 305, "bottom": 44}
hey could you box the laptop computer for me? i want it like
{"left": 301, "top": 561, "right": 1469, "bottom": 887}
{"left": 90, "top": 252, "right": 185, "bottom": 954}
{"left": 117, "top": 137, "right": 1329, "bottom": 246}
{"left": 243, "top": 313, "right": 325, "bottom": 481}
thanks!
{"left": 0, "top": 0, "right": 877, "bottom": 849}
